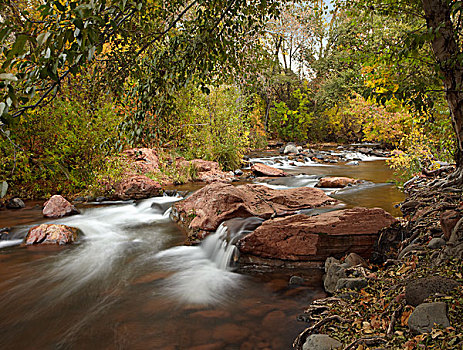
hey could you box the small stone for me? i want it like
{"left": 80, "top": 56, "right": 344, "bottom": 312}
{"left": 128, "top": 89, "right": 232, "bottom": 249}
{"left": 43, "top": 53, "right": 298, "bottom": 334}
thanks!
{"left": 408, "top": 302, "right": 450, "bottom": 334}
{"left": 43, "top": 195, "right": 80, "bottom": 218}
{"left": 74, "top": 196, "right": 86, "bottom": 202}
{"left": 427, "top": 237, "right": 446, "bottom": 249}
{"left": 284, "top": 143, "right": 298, "bottom": 154}
{"left": 6, "top": 198, "right": 25, "bottom": 209}
{"left": 234, "top": 169, "right": 244, "bottom": 176}
{"left": 95, "top": 196, "right": 107, "bottom": 202}
{"left": 335, "top": 278, "right": 368, "bottom": 291}
{"left": 345, "top": 161, "right": 359, "bottom": 166}
{"left": 289, "top": 276, "right": 305, "bottom": 286}
{"left": 324, "top": 262, "right": 346, "bottom": 294}
{"left": 302, "top": 334, "right": 342, "bottom": 350}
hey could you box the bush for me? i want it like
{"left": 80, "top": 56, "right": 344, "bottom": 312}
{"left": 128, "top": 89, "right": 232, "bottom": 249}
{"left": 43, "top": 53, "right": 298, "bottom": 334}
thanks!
{"left": 173, "top": 84, "right": 253, "bottom": 170}
{"left": 0, "top": 89, "right": 123, "bottom": 198}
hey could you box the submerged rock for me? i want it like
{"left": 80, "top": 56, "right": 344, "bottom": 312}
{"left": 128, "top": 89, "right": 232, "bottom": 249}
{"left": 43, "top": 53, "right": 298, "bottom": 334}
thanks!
{"left": 114, "top": 175, "right": 162, "bottom": 200}
{"left": 237, "top": 207, "right": 398, "bottom": 263}
{"left": 251, "top": 163, "right": 287, "bottom": 177}
{"left": 316, "top": 177, "right": 357, "bottom": 188}
{"left": 345, "top": 161, "right": 359, "bottom": 166}
{"left": 26, "top": 224, "right": 79, "bottom": 245}
{"left": 171, "top": 182, "right": 337, "bottom": 240}
{"left": 43, "top": 195, "right": 80, "bottom": 218}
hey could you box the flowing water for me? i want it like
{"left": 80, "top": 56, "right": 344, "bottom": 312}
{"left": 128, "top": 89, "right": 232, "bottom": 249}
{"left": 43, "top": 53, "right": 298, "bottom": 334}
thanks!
{"left": 0, "top": 147, "right": 405, "bottom": 350}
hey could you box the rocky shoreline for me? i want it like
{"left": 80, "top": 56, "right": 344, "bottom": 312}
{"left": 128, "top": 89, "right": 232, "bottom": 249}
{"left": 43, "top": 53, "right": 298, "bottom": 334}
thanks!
{"left": 293, "top": 173, "right": 463, "bottom": 350}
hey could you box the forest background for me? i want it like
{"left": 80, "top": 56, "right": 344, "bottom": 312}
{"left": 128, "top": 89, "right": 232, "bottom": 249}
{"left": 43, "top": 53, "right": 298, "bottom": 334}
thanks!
{"left": 0, "top": 0, "right": 460, "bottom": 199}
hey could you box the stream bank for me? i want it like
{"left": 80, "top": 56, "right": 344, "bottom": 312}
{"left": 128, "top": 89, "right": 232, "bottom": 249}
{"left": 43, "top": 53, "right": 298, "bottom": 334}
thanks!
{"left": 293, "top": 172, "right": 463, "bottom": 350}
{"left": 0, "top": 143, "right": 408, "bottom": 349}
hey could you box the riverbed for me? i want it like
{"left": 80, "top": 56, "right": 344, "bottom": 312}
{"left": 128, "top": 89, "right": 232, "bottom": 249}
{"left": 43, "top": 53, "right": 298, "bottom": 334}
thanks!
{"left": 0, "top": 148, "right": 405, "bottom": 350}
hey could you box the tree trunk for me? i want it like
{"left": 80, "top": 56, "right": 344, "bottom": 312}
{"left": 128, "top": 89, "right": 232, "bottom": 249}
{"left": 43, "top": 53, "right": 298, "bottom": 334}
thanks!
{"left": 422, "top": 0, "right": 463, "bottom": 183}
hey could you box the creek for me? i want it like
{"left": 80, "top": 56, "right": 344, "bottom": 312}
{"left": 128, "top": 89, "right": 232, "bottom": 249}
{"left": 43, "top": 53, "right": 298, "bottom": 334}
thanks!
{"left": 0, "top": 147, "right": 405, "bottom": 350}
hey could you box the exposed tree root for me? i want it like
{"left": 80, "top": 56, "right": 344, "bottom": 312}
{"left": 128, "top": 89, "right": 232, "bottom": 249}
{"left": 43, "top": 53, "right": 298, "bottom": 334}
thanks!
{"left": 343, "top": 337, "right": 387, "bottom": 350}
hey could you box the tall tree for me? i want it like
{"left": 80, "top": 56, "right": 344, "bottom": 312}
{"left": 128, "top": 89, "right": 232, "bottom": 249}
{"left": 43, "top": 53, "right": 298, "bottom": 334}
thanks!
{"left": 421, "top": 0, "right": 463, "bottom": 185}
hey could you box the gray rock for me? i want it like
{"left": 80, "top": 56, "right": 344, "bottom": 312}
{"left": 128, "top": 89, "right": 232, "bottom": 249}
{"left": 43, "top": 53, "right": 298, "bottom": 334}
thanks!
{"left": 427, "top": 237, "right": 446, "bottom": 249}
{"left": 289, "top": 275, "right": 305, "bottom": 286}
{"left": 335, "top": 278, "right": 368, "bottom": 291}
{"left": 324, "top": 261, "right": 346, "bottom": 294}
{"left": 151, "top": 202, "right": 172, "bottom": 213}
{"left": 408, "top": 302, "right": 450, "bottom": 334}
{"left": 284, "top": 143, "right": 299, "bottom": 154}
{"left": 6, "top": 198, "right": 25, "bottom": 209}
{"left": 303, "top": 334, "right": 342, "bottom": 350}
{"left": 345, "top": 161, "right": 359, "bottom": 166}
{"left": 234, "top": 169, "right": 244, "bottom": 176}
{"left": 405, "top": 276, "right": 459, "bottom": 306}
{"left": 324, "top": 257, "right": 340, "bottom": 273}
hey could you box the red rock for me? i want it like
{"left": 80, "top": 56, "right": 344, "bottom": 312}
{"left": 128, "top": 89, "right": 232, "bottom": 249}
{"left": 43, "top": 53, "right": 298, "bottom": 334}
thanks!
{"left": 171, "top": 182, "right": 337, "bottom": 239}
{"left": 123, "top": 148, "right": 159, "bottom": 173}
{"left": 251, "top": 163, "right": 287, "bottom": 177}
{"left": 180, "top": 159, "right": 234, "bottom": 183}
{"left": 316, "top": 176, "right": 357, "bottom": 188}
{"left": 440, "top": 210, "right": 461, "bottom": 240}
{"left": 42, "top": 195, "right": 79, "bottom": 218}
{"left": 26, "top": 224, "right": 79, "bottom": 245}
{"left": 261, "top": 310, "right": 286, "bottom": 329}
{"left": 114, "top": 175, "right": 162, "bottom": 200}
{"left": 237, "top": 207, "right": 398, "bottom": 262}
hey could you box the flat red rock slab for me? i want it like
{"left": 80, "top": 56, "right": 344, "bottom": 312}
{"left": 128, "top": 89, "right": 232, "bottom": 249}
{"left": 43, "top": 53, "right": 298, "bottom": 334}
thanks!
{"left": 237, "top": 207, "right": 398, "bottom": 261}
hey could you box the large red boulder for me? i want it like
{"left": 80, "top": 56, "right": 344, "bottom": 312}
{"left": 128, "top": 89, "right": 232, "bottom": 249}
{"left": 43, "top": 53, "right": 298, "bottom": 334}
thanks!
{"left": 251, "top": 163, "right": 287, "bottom": 177}
{"left": 316, "top": 177, "right": 358, "bottom": 188}
{"left": 114, "top": 175, "right": 162, "bottom": 200}
{"left": 123, "top": 148, "right": 159, "bottom": 173}
{"left": 26, "top": 224, "right": 79, "bottom": 245}
{"left": 43, "top": 195, "right": 80, "bottom": 218}
{"left": 237, "top": 207, "right": 398, "bottom": 263}
{"left": 171, "top": 182, "right": 337, "bottom": 240}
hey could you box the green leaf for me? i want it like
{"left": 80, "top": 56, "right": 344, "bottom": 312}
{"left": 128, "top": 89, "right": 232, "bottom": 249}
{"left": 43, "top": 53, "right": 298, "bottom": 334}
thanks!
{"left": 8, "top": 34, "right": 28, "bottom": 58}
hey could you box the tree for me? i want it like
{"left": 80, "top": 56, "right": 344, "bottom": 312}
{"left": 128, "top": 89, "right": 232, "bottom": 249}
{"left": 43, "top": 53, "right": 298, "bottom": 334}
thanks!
{"left": 0, "top": 0, "right": 280, "bottom": 131}
{"left": 421, "top": 0, "right": 463, "bottom": 185}
{"left": 352, "top": 0, "right": 462, "bottom": 184}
